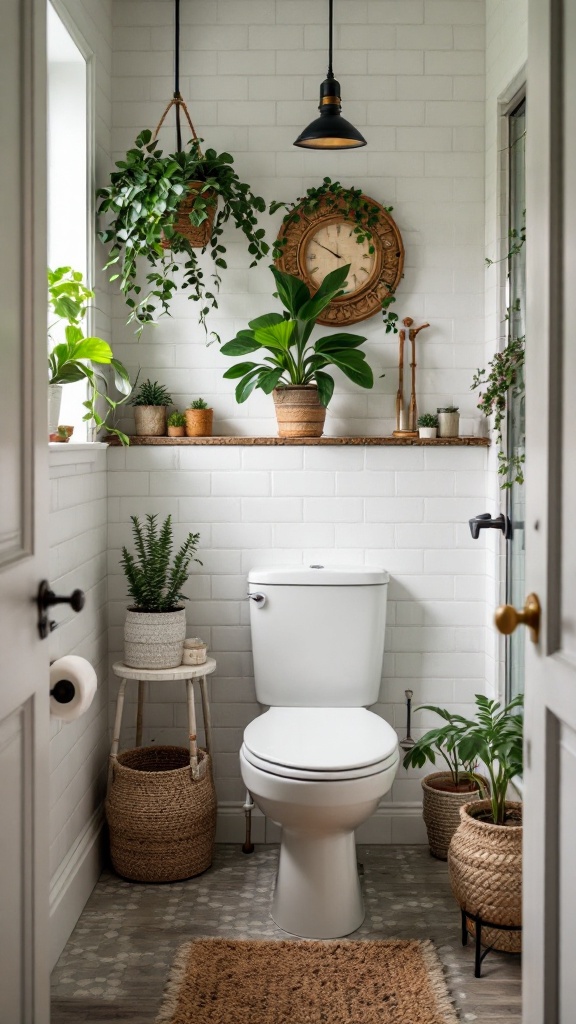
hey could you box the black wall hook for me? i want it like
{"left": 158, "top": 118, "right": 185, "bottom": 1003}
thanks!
{"left": 469, "top": 513, "right": 512, "bottom": 540}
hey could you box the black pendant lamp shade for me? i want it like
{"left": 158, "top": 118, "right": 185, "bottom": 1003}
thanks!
{"left": 294, "top": 0, "right": 366, "bottom": 150}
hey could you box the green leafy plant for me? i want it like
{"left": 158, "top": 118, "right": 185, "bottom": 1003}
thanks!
{"left": 417, "top": 412, "right": 438, "bottom": 428}
{"left": 120, "top": 513, "right": 201, "bottom": 613}
{"left": 188, "top": 397, "right": 209, "bottom": 410}
{"left": 471, "top": 336, "right": 525, "bottom": 488}
{"left": 97, "top": 131, "right": 268, "bottom": 340}
{"left": 48, "top": 267, "right": 132, "bottom": 445}
{"left": 220, "top": 264, "right": 374, "bottom": 407}
{"left": 402, "top": 706, "right": 480, "bottom": 790}
{"left": 271, "top": 178, "right": 401, "bottom": 334}
{"left": 167, "top": 410, "right": 186, "bottom": 427}
{"left": 131, "top": 379, "right": 173, "bottom": 407}
{"left": 439, "top": 405, "right": 459, "bottom": 413}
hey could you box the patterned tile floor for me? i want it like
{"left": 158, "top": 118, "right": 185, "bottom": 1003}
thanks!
{"left": 51, "top": 844, "right": 521, "bottom": 1023}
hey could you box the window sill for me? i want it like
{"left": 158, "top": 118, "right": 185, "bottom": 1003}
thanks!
{"left": 49, "top": 441, "right": 108, "bottom": 464}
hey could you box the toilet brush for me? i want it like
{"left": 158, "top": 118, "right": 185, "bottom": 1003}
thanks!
{"left": 399, "top": 690, "right": 416, "bottom": 752}
{"left": 242, "top": 791, "right": 255, "bottom": 854}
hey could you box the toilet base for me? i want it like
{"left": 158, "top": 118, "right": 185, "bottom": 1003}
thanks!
{"left": 271, "top": 828, "right": 364, "bottom": 938}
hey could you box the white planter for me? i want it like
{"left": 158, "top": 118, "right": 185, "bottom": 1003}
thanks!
{"left": 124, "top": 608, "right": 186, "bottom": 669}
{"left": 418, "top": 426, "right": 437, "bottom": 439}
{"left": 437, "top": 411, "right": 460, "bottom": 437}
{"left": 48, "top": 384, "right": 63, "bottom": 434}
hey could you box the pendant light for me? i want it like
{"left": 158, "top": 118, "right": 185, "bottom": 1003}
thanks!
{"left": 293, "top": 0, "right": 366, "bottom": 150}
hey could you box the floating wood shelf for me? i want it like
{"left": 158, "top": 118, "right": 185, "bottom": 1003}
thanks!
{"left": 109, "top": 435, "right": 490, "bottom": 447}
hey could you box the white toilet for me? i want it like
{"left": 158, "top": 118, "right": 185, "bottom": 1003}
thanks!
{"left": 240, "top": 565, "right": 399, "bottom": 939}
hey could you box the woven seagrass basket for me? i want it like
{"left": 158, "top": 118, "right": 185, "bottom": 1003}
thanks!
{"left": 422, "top": 771, "right": 487, "bottom": 860}
{"left": 106, "top": 746, "right": 216, "bottom": 883}
{"left": 448, "top": 799, "right": 522, "bottom": 952}
{"left": 161, "top": 180, "right": 217, "bottom": 250}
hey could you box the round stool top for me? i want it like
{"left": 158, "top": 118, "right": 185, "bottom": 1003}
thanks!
{"left": 112, "top": 657, "right": 216, "bottom": 681}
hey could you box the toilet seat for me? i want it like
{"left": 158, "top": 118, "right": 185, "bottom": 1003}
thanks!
{"left": 242, "top": 707, "right": 399, "bottom": 782}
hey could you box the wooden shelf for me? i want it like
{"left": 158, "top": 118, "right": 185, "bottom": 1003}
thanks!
{"left": 109, "top": 435, "right": 490, "bottom": 447}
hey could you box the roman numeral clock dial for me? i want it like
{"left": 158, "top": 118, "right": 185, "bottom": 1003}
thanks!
{"left": 275, "top": 192, "right": 404, "bottom": 326}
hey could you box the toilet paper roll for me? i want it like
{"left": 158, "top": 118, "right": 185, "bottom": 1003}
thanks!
{"left": 50, "top": 655, "right": 97, "bottom": 722}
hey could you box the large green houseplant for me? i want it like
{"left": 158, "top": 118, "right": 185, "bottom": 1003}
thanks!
{"left": 120, "top": 513, "right": 201, "bottom": 669}
{"left": 97, "top": 130, "right": 269, "bottom": 340}
{"left": 48, "top": 267, "right": 131, "bottom": 444}
{"left": 220, "top": 263, "right": 374, "bottom": 437}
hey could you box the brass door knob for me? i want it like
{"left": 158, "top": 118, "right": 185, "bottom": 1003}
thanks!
{"left": 494, "top": 593, "right": 541, "bottom": 644}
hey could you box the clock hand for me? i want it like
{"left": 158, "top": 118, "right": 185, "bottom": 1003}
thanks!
{"left": 315, "top": 241, "right": 342, "bottom": 259}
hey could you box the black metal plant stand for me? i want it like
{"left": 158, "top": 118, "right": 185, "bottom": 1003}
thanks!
{"left": 461, "top": 909, "right": 522, "bottom": 978}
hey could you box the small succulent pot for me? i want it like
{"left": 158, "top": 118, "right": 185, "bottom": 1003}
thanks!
{"left": 124, "top": 608, "right": 186, "bottom": 669}
{"left": 134, "top": 406, "right": 167, "bottom": 436}
{"left": 437, "top": 408, "right": 460, "bottom": 438}
{"left": 185, "top": 408, "right": 213, "bottom": 437}
{"left": 418, "top": 426, "right": 437, "bottom": 439}
{"left": 167, "top": 424, "right": 186, "bottom": 437}
{"left": 182, "top": 637, "right": 208, "bottom": 666}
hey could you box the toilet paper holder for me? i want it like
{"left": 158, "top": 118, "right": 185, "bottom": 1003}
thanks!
{"left": 50, "top": 677, "right": 76, "bottom": 704}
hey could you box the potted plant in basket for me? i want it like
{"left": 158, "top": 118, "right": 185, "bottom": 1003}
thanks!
{"left": 417, "top": 413, "right": 438, "bottom": 439}
{"left": 167, "top": 410, "right": 186, "bottom": 437}
{"left": 97, "top": 129, "right": 269, "bottom": 341}
{"left": 131, "top": 379, "right": 173, "bottom": 437}
{"left": 446, "top": 693, "right": 524, "bottom": 954}
{"left": 48, "top": 267, "right": 132, "bottom": 443}
{"left": 185, "top": 398, "right": 213, "bottom": 437}
{"left": 120, "top": 513, "right": 201, "bottom": 669}
{"left": 402, "top": 704, "right": 489, "bottom": 860}
{"left": 220, "top": 264, "right": 374, "bottom": 438}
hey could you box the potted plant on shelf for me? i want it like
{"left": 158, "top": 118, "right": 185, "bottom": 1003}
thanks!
{"left": 97, "top": 129, "right": 269, "bottom": 341}
{"left": 167, "top": 410, "right": 186, "bottom": 437}
{"left": 417, "top": 413, "right": 438, "bottom": 439}
{"left": 447, "top": 693, "right": 524, "bottom": 953}
{"left": 437, "top": 406, "right": 460, "bottom": 438}
{"left": 48, "top": 266, "right": 132, "bottom": 444}
{"left": 131, "top": 379, "right": 173, "bottom": 437}
{"left": 120, "top": 513, "right": 201, "bottom": 669}
{"left": 220, "top": 264, "right": 374, "bottom": 438}
{"left": 185, "top": 398, "right": 213, "bottom": 437}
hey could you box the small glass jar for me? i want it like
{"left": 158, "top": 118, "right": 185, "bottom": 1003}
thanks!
{"left": 182, "top": 637, "right": 208, "bottom": 666}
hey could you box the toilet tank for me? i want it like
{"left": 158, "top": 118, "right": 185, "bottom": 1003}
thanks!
{"left": 247, "top": 565, "right": 389, "bottom": 707}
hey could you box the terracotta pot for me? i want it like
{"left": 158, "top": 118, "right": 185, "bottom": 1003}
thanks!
{"left": 421, "top": 771, "right": 488, "bottom": 860}
{"left": 448, "top": 799, "right": 522, "bottom": 952}
{"left": 124, "top": 608, "right": 186, "bottom": 669}
{"left": 185, "top": 408, "right": 213, "bottom": 437}
{"left": 162, "top": 180, "right": 217, "bottom": 249}
{"left": 167, "top": 425, "right": 186, "bottom": 437}
{"left": 134, "top": 406, "right": 167, "bottom": 437}
{"left": 272, "top": 386, "right": 327, "bottom": 438}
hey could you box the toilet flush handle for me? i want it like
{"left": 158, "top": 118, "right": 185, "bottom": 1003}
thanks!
{"left": 247, "top": 592, "right": 267, "bottom": 607}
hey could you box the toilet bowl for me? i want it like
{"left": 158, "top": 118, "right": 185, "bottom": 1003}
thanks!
{"left": 240, "top": 706, "right": 398, "bottom": 938}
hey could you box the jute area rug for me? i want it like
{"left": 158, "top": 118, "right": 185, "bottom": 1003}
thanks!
{"left": 156, "top": 938, "right": 458, "bottom": 1024}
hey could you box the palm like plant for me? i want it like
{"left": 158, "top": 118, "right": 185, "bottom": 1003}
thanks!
{"left": 220, "top": 264, "right": 374, "bottom": 407}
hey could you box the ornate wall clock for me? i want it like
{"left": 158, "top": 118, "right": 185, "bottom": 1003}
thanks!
{"left": 274, "top": 193, "right": 404, "bottom": 327}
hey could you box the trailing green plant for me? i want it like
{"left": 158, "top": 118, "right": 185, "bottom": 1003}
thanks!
{"left": 167, "top": 410, "right": 186, "bottom": 427}
{"left": 120, "top": 513, "right": 201, "bottom": 613}
{"left": 270, "top": 178, "right": 401, "bottom": 333}
{"left": 417, "top": 412, "right": 438, "bottom": 428}
{"left": 48, "top": 267, "right": 132, "bottom": 445}
{"left": 97, "top": 130, "right": 268, "bottom": 340}
{"left": 220, "top": 264, "right": 374, "bottom": 407}
{"left": 131, "top": 379, "right": 173, "bottom": 407}
{"left": 188, "top": 397, "right": 209, "bottom": 410}
{"left": 471, "top": 335, "right": 525, "bottom": 488}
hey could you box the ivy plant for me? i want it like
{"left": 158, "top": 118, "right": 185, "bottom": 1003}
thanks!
{"left": 270, "top": 177, "right": 400, "bottom": 334}
{"left": 97, "top": 131, "right": 269, "bottom": 341}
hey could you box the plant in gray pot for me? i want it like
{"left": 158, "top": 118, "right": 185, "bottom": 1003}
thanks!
{"left": 131, "top": 379, "right": 173, "bottom": 436}
{"left": 120, "top": 513, "right": 201, "bottom": 669}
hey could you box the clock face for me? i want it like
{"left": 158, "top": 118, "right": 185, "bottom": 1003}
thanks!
{"left": 275, "top": 193, "right": 404, "bottom": 326}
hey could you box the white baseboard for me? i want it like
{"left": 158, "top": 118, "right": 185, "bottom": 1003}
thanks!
{"left": 49, "top": 806, "right": 105, "bottom": 970}
{"left": 216, "top": 802, "right": 427, "bottom": 846}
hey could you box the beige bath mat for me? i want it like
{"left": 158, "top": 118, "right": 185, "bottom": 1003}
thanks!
{"left": 156, "top": 937, "right": 458, "bottom": 1024}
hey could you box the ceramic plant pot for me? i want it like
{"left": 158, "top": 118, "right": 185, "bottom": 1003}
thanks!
{"left": 273, "top": 385, "right": 327, "bottom": 438}
{"left": 185, "top": 408, "right": 213, "bottom": 437}
{"left": 48, "top": 384, "right": 63, "bottom": 434}
{"left": 448, "top": 799, "right": 522, "bottom": 952}
{"left": 124, "top": 608, "right": 186, "bottom": 669}
{"left": 167, "top": 425, "right": 186, "bottom": 437}
{"left": 418, "top": 426, "right": 437, "bottom": 439}
{"left": 134, "top": 406, "right": 167, "bottom": 437}
{"left": 437, "top": 411, "right": 460, "bottom": 437}
{"left": 421, "top": 771, "right": 488, "bottom": 860}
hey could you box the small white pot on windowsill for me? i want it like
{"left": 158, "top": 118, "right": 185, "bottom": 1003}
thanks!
{"left": 418, "top": 426, "right": 437, "bottom": 439}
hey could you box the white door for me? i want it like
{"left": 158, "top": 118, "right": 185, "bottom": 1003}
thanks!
{"left": 523, "top": 0, "right": 576, "bottom": 1020}
{"left": 0, "top": 0, "right": 51, "bottom": 1021}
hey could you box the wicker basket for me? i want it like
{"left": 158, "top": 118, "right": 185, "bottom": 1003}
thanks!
{"left": 448, "top": 799, "right": 522, "bottom": 952}
{"left": 106, "top": 746, "right": 217, "bottom": 883}
{"left": 422, "top": 771, "right": 487, "bottom": 860}
{"left": 162, "top": 181, "right": 217, "bottom": 250}
{"left": 272, "top": 386, "right": 327, "bottom": 438}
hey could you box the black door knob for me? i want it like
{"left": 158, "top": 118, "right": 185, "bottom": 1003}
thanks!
{"left": 37, "top": 580, "right": 86, "bottom": 639}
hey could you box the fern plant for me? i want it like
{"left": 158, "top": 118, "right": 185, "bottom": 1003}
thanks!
{"left": 120, "top": 514, "right": 201, "bottom": 612}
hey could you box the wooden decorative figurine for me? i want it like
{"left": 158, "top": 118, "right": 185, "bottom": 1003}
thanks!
{"left": 393, "top": 316, "right": 430, "bottom": 436}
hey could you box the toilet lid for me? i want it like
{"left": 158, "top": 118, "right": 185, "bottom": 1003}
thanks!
{"left": 243, "top": 708, "right": 398, "bottom": 775}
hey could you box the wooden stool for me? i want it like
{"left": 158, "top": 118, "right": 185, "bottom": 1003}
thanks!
{"left": 110, "top": 659, "right": 216, "bottom": 783}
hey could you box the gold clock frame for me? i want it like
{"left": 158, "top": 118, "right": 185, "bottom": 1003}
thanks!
{"left": 275, "top": 194, "right": 404, "bottom": 326}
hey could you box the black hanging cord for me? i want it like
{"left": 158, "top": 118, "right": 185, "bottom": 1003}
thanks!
{"left": 174, "top": 0, "right": 182, "bottom": 150}
{"left": 327, "top": 0, "right": 334, "bottom": 79}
